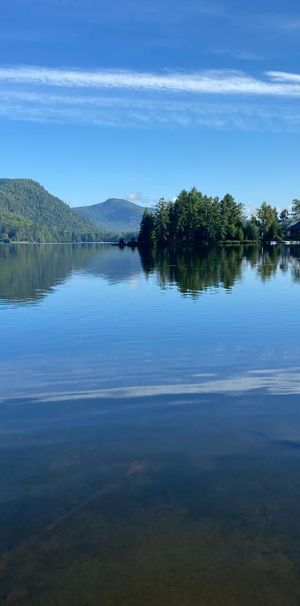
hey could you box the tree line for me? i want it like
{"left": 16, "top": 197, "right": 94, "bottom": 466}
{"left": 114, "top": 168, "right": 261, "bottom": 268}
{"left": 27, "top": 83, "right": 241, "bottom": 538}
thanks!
{"left": 138, "top": 188, "right": 300, "bottom": 247}
{"left": 0, "top": 207, "right": 135, "bottom": 244}
{"left": 0, "top": 212, "right": 106, "bottom": 243}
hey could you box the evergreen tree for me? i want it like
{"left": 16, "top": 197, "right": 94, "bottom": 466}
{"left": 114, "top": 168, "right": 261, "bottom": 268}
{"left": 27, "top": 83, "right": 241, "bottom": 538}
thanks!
{"left": 154, "top": 198, "right": 172, "bottom": 245}
{"left": 219, "top": 194, "right": 244, "bottom": 241}
{"left": 138, "top": 209, "right": 156, "bottom": 247}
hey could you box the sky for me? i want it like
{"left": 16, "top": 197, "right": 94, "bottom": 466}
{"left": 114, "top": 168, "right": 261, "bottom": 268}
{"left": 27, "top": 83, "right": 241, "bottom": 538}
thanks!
{"left": 1, "top": 0, "right": 300, "bottom": 209}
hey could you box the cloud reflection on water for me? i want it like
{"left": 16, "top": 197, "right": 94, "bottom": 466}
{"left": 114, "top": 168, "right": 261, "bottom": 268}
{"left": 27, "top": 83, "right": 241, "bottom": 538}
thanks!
{"left": 3, "top": 367, "right": 300, "bottom": 405}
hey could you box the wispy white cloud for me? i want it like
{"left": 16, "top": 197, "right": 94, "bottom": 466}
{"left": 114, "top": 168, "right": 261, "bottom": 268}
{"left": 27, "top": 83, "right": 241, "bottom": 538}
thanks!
{"left": 1, "top": 67, "right": 300, "bottom": 130}
{"left": 127, "top": 192, "right": 146, "bottom": 203}
{"left": 268, "top": 71, "right": 300, "bottom": 83}
{"left": 1, "top": 66, "right": 300, "bottom": 97}
{"left": 1, "top": 87, "right": 300, "bottom": 131}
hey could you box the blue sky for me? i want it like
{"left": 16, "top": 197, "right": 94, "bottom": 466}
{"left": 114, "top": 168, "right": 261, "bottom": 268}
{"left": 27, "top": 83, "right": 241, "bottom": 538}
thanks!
{"left": 1, "top": 0, "right": 300, "bottom": 209}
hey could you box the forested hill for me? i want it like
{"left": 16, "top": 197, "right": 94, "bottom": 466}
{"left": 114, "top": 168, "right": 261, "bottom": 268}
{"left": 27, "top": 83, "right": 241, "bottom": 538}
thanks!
{"left": 0, "top": 179, "right": 104, "bottom": 242}
{"left": 75, "top": 198, "right": 144, "bottom": 233}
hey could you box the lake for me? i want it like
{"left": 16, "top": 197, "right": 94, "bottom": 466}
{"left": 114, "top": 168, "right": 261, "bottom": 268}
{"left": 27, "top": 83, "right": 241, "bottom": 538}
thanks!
{"left": 1, "top": 243, "right": 300, "bottom": 605}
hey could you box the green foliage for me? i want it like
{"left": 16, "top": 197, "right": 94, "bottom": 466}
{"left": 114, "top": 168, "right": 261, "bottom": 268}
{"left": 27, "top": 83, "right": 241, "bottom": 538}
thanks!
{"left": 0, "top": 179, "right": 297, "bottom": 246}
{"left": 137, "top": 187, "right": 300, "bottom": 247}
{"left": 244, "top": 217, "right": 260, "bottom": 242}
{"left": 219, "top": 194, "right": 244, "bottom": 241}
{"left": 138, "top": 187, "right": 247, "bottom": 246}
{"left": 138, "top": 208, "right": 156, "bottom": 247}
{"left": 0, "top": 179, "right": 105, "bottom": 243}
{"left": 256, "top": 202, "right": 281, "bottom": 243}
{"left": 154, "top": 198, "right": 172, "bottom": 245}
{"left": 0, "top": 207, "right": 33, "bottom": 242}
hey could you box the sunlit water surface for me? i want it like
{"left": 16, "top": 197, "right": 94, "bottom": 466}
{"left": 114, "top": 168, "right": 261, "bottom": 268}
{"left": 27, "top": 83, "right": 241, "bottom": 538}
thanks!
{"left": 1, "top": 243, "right": 300, "bottom": 605}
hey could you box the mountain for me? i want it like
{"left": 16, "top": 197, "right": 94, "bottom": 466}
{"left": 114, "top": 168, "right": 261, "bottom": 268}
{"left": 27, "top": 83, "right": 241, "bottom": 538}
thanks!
{"left": 75, "top": 198, "right": 145, "bottom": 233}
{"left": 0, "top": 179, "right": 103, "bottom": 243}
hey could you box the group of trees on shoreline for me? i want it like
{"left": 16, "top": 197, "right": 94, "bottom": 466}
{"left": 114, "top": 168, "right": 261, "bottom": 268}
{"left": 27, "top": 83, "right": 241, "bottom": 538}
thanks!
{"left": 138, "top": 188, "right": 300, "bottom": 247}
{"left": 0, "top": 209, "right": 107, "bottom": 244}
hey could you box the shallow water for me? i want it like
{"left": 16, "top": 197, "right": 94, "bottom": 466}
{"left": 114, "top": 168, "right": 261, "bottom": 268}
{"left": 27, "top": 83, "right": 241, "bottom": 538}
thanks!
{"left": 1, "top": 243, "right": 300, "bottom": 605}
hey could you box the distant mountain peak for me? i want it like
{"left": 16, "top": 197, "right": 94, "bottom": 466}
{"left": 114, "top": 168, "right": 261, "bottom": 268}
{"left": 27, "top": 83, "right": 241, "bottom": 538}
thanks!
{"left": 75, "top": 197, "right": 144, "bottom": 233}
{"left": 103, "top": 197, "right": 131, "bottom": 204}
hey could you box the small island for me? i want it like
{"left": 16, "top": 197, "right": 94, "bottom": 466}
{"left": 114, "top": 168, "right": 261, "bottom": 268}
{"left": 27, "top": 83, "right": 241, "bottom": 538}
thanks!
{"left": 137, "top": 187, "right": 300, "bottom": 248}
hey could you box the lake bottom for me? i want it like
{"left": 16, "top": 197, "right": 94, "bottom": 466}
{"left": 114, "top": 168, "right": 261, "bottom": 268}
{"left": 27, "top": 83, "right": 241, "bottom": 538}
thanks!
{"left": 1, "top": 391, "right": 300, "bottom": 606}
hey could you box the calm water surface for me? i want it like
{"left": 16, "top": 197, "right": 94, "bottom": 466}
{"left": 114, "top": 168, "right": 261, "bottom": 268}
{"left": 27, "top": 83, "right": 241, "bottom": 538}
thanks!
{"left": 1, "top": 243, "right": 300, "bottom": 605}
